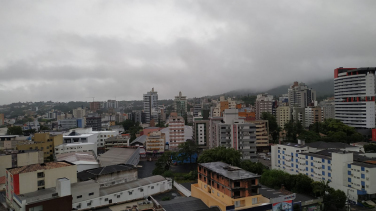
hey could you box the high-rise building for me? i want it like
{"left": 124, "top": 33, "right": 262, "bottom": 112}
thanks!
{"left": 255, "top": 94, "right": 273, "bottom": 120}
{"left": 276, "top": 106, "right": 291, "bottom": 129}
{"left": 105, "top": 100, "right": 118, "bottom": 109}
{"left": 211, "top": 109, "right": 257, "bottom": 161}
{"left": 192, "top": 116, "right": 210, "bottom": 150}
{"left": 304, "top": 106, "right": 322, "bottom": 128}
{"left": 86, "top": 117, "right": 101, "bottom": 131}
{"left": 143, "top": 88, "right": 158, "bottom": 124}
{"left": 334, "top": 67, "right": 376, "bottom": 129}
{"left": 288, "top": 82, "right": 316, "bottom": 108}
{"left": 168, "top": 112, "right": 185, "bottom": 149}
{"left": 72, "top": 107, "right": 86, "bottom": 118}
{"left": 145, "top": 131, "right": 166, "bottom": 154}
{"left": 193, "top": 98, "right": 202, "bottom": 117}
{"left": 174, "top": 91, "right": 187, "bottom": 117}
{"left": 90, "top": 102, "right": 101, "bottom": 112}
{"left": 320, "top": 99, "right": 335, "bottom": 120}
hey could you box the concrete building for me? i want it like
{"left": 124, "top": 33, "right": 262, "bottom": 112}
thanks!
{"left": 5, "top": 161, "right": 77, "bottom": 208}
{"left": 320, "top": 99, "right": 335, "bottom": 120}
{"left": 271, "top": 141, "right": 376, "bottom": 202}
{"left": 0, "top": 150, "right": 43, "bottom": 178}
{"left": 276, "top": 106, "right": 291, "bottom": 129}
{"left": 58, "top": 118, "right": 85, "bottom": 130}
{"left": 16, "top": 133, "right": 63, "bottom": 160}
{"left": 104, "top": 135, "right": 130, "bottom": 151}
{"left": 56, "top": 151, "right": 99, "bottom": 172}
{"left": 56, "top": 131, "right": 98, "bottom": 155}
{"left": 174, "top": 91, "right": 187, "bottom": 117}
{"left": 288, "top": 81, "right": 316, "bottom": 108}
{"left": 193, "top": 116, "right": 210, "bottom": 150}
{"left": 211, "top": 109, "right": 257, "bottom": 161}
{"left": 90, "top": 101, "right": 101, "bottom": 112}
{"left": 304, "top": 106, "right": 322, "bottom": 128}
{"left": 72, "top": 175, "right": 172, "bottom": 210}
{"left": 168, "top": 112, "right": 185, "bottom": 149}
{"left": 132, "top": 110, "right": 143, "bottom": 124}
{"left": 292, "top": 107, "right": 306, "bottom": 124}
{"left": 193, "top": 98, "right": 203, "bottom": 117}
{"left": 105, "top": 100, "right": 118, "bottom": 109}
{"left": 334, "top": 67, "right": 376, "bottom": 129}
{"left": 145, "top": 131, "right": 166, "bottom": 154}
{"left": 245, "top": 120, "right": 269, "bottom": 152}
{"left": 191, "top": 162, "right": 272, "bottom": 211}
{"left": 86, "top": 117, "right": 101, "bottom": 131}
{"left": 255, "top": 94, "right": 273, "bottom": 120}
{"left": 73, "top": 107, "right": 86, "bottom": 119}
{"left": 143, "top": 88, "right": 158, "bottom": 124}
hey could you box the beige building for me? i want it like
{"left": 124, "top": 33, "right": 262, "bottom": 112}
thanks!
{"left": 276, "top": 106, "right": 291, "bottom": 128}
{"left": 17, "top": 133, "right": 63, "bottom": 160}
{"left": 0, "top": 150, "right": 44, "bottom": 178}
{"left": 168, "top": 113, "right": 185, "bottom": 149}
{"left": 104, "top": 135, "right": 130, "bottom": 151}
{"left": 5, "top": 161, "right": 77, "bottom": 207}
{"left": 244, "top": 120, "right": 269, "bottom": 152}
{"left": 305, "top": 106, "right": 323, "bottom": 128}
{"left": 145, "top": 131, "right": 165, "bottom": 153}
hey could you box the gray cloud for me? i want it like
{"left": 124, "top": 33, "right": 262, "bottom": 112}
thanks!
{"left": 1, "top": 0, "right": 376, "bottom": 104}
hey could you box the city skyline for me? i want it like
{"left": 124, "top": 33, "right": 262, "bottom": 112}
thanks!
{"left": 1, "top": 1, "right": 376, "bottom": 104}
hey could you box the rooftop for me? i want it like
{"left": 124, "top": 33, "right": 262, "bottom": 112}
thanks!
{"left": 130, "top": 135, "right": 147, "bottom": 145}
{"left": 99, "top": 147, "right": 140, "bottom": 167}
{"left": 100, "top": 175, "right": 167, "bottom": 196}
{"left": 159, "top": 197, "right": 218, "bottom": 211}
{"left": 7, "top": 161, "right": 73, "bottom": 175}
{"left": 56, "top": 151, "right": 98, "bottom": 165}
{"left": 77, "top": 164, "right": 136, "bottom": 181}
{"left": 199, "top": 162, "right": 260, "bottom": 180}
{"left": 16, "top": 186, "right": 58, "bottom": 204}
{"left": 306, "top": 141, "right": 357, "bottom": 149}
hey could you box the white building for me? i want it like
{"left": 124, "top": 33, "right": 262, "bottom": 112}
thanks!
{"left": 56, "top": 131, "right": 98, "bottom": 155}
{"left": 174, "top": 91, "right": 187, "bottom": 117}
{"left": 334, "top": 67, "right": 376, "bottom": 129}
{"left": 271, "top": 141, "right": 376, "bottom": 202}
{"left": 288, "top": 82, "right": 316, "bottom": 108}
{"left": 64, "top": 128, "right": 117, "bottom": 148}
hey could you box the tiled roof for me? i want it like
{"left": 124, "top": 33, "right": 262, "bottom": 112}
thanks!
{"left": 7, "top": 161, "right": 73, "bottom": 175}
{"left": 77, "top": 164, "right": 136, "bottom": 181}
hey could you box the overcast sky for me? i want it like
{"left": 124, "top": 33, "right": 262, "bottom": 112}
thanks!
{"left": 1, "top": 0, "right": 376, "bottom": 104}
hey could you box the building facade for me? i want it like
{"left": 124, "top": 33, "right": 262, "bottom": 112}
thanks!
{"left": 16, "top": 133, "right": 63, "bottom": 160}
{"left": 168, "top": 113, "right": 185, "bottom": 149}
{"left": 288, "top": 82, "right": 316, "bottom": 108}
{"left": 193, "top": 117, "right": 210, "bottom": 150}
{"left": 334, "top": 67, "right": 376, "bottom": 129}
{"left": 255, "top": 94, "right": 273, "bottom": 120}
{"left": 174, "top": 91, "right": 187, "bottom": 117}
{"left": 86, "top": 117, "right": 101, "bottom": 131}
{"left": 143, "top": 88, "right": 158, "bottom": 124}
{"left": 276, "top": 106, "right": 291, "bottom": 129}
{"left": 192, "top": 162, "right": 272, "bottom": 211}
{"left": 304, "top": 106, "right": 322, "bottom": 128}
{"left": 145, "top": 131, "right": 166, "bottom": 154}
{"left": 89, "top": 102, "right": 101, "bottom": 112}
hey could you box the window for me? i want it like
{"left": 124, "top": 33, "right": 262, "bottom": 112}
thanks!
{"left": 37, "top": 172, "right": 45, "bottom": 178}
{"left": 361, "top": 167, "right": 365, "bottom": 171}
{"left": 117, "top": 195, "right": 120, "bottom": 198}
{"left": 278, "top": 155, "right": 280, "bottom": 158}
{"left": 306, "top": 161, "right": 308, "bottom": 165}
{"left": 311, "top": 169, "right": 313, "bottom": 172}
{"left": 322, "top": 159, "right": 325, "bottom": 163}
{"left": 282, "top": 151, "right": 284, "bottom": 154}
{"left": 322, "top": 165, "right": 325, "bottom": 169}
{"left": 89, "top": 192, "right": 94, "bottom": 196}
{"left": 311, "top": 162, "right": 313, "bottom": 166}
{"left": 328, "top": 166, "right": 331, "bottom": 171}
{"left": 306, "top": 167, "right": 308, "bottom": 171}
{"left": 278, "top": 150, "right": 280, "bottom": 153}
{"left": 361, "top": 174, "right": 365, "bottom": 179}
{"left": 348, "top": 178, "right": 351, "bottom": 182}
{"left": 151, "top": 186, "right": 154, "bottom": 189}
{"left": 87, "top": 202, "right": 92, "bottom": 206}
{"left": 305, "top": 155, "right": 308, "bottom": 159}
{"left": 348, "top": 171, "right": 351, "bottom": 175}
{"left": 37, "top": 180, "right": 45, "bottom": 186}
{"left": 328, "top": 173, "right": 331, "bottom": 177}
{"left": 252, "top": 197, "right": 257, "bottom": 205}
{"left": 311, "top": 157, "right": 313, "bottom": 160}
{"left": 348, "top": 164, "right": 351, "bottom": 168}
{"left": 322, "top": 171, "right": 325, "bottom": 176}
{"left": 328, "top": 160, "right": 331, "bottom": 164}
{"left": 77, "top": 195, "right": 82, "bottom": 199}
{"left": 129, "top": 191, "right": 132, "bottom": 195}
{"left": 105, "top": 198, "right": 108, "bottom": 201}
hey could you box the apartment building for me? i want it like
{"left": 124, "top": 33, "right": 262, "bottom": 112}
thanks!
{"left": 245, "top": 120, "right": 269, "bottom": 152}
{"left": 73, "top": 107, "right": 86, "bottom": 119}
{"left": 55, "top": 131, "right": 98, "bottom": 155}
{"left": 276, "top": 106, "right": 291, "bottom": 129}
{"left": 5, "top": 161, "right": 77, "bottom": 208}
{"left": 174, "top": 91, "right": 187, "bottom": 117}
{"left": 145, "top": 131, "right": 166, "bottom": 154}
{"left": 304, "top": 106, "right": 322, "bottom": 128}
{"left": 255, "top": 94, "right": 273, "bottom": 120}
{"left": 212, "top": 109, "right": 257, "bottom": 161}
{"left": 191, "top": 162, "right": 272, "bottom": 211}
{"left": 16, "top": 133, "right": 63, "bottom": 159}
{"left": 271, "top": 141, "right": 376, "bottom": 202}
{"left": 334, "top": 67, "right": 376, "bottom": 129}
{"left": 168, "top": 112, "right": 185, "bottom": 149}
{"left": 90, "top": 101, "right": 101, "bottom": 112}
{"left": 288, "top": 82, "right": 316, "bottom": 108}
{"left": 0, "top": 150, "right": 43, "bottom": 178}
{"left": 320, "top": 99, "right": 335, "bottom": 120}
{"left": 86, "top": 117, "right": 101, "bottom": 131}
{"left": 58, "top": 118, "right": 85, "bottom": 130}
{"left": 104, "top": 135, "right": 130, "bottom": 151}
{"left": 143, "top": 88, "right": 158, "bottom": 124}
{"left": 193, "top": 116, "right": 210, "bottom": 150}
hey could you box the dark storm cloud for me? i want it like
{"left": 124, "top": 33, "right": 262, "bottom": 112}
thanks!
{"left": 1, "top": 0, "right": 376, "bottom": 104}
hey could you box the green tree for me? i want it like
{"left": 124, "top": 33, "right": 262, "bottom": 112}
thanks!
{"left": 364, "top": 144, "right": 376, "bottom": 153}
{"left": 261, "top": 112, "right": 281, "bottom": 143}
{"left": 240, "top": 160, "right": 267, "bottom": 175}
{"left": 122, "top": 119, "right": 135, "bottom": 131}
{"left": 197, "top": 147, "right": 242, "bottom": 166}
{"left": 40, "top": 125, "right": 50, "bottom": 131}
{"left": 152, "top": 151, "right": 178, "bottom": 175}
{"left": 178, "top": 140, "right": 198, "bottom": 163}
{"left": 7, "top": 126, "right": 23, "bottom": 135}
{"left": 129, "top": 122, "right": 142, "bottom": 142}
{"left": 298, "top": 130, "right": 321, "bottom": 143}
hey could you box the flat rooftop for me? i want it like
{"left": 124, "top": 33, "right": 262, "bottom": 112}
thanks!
{"left": 7, "top": 161, "right": 73, "bottom": 175}
{"left": 199, "top": 162, "right": 260, "bottom": 180}
{"left": 77, "top": 164, "right": 136, "bottom": 181}
{"left": 56, "top": 151, "right": 98, "bottom": 164}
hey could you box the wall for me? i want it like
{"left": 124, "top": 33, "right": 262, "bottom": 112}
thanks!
{"left": 97, "top": 169, "right": 138, "bottom": 187}
{"left": 17, "top": 151, "right": 43, "bottom": 167}
{"left": 0, "top": 155, "right": 12, "bottom": 177}
{"left": 72, "top": 178, "right": 172, "bottom": 210}
{"left": 44, "top": 165, "right": 77, "bottom": 188}
{"left": 25, "top": 195, "right": 72, "bottom": 211}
